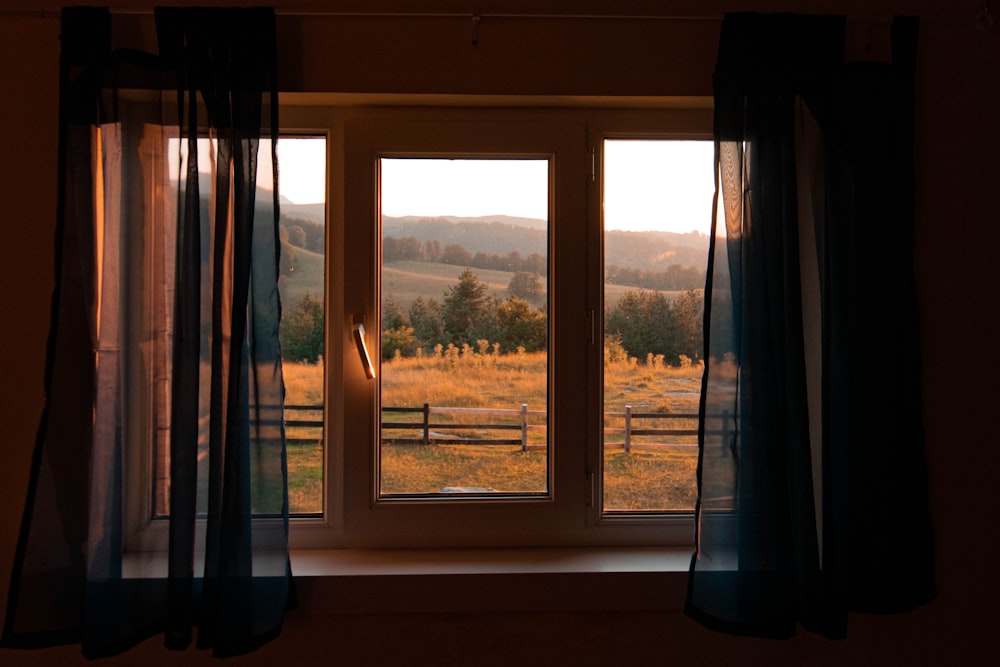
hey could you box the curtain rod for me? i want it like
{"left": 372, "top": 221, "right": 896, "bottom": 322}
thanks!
{"left": 0, "top": 6, "right": 984, "bottom": 25}
{"left": 1, "top": 8, "right": 722, "bottom": 20}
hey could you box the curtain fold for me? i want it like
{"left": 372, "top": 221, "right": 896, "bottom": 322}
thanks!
{"left": 3, "top": 7, "right": 290, "bottom": 658}
{"left": 688, "top": 13, "right": 935, "bottom": 639}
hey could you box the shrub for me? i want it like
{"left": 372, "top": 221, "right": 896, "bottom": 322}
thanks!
{"left": 281, "top": 293, "right": 324, "bottom": 363}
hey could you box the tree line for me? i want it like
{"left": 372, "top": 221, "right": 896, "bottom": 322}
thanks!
{"left": 279, "top": 216, "right": 324, "bottom": 253}
{"left": 383, "top": 235, "right": 547, "bottom": 276}
{"left": 280, "top": 267, "right": 702, "bottom": 366}
{"left": 382, "top": 267, "right": 547, "bottom": 360}
{"left": 385, "top": 235, "right": 706, "bottom": 292}
{"left": 605, "top": 264, "right": 705, "bottom": 292}
{"left": 605, "top": 288, "right": 703, "bottom": 365}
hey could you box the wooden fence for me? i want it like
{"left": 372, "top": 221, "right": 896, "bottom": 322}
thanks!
{"left": 282, "top": 404, "right": 324, "bottom": 446}
{"left": 283, "top": 404, "right": 717, "bottom": 453}
{"left": 382, "top": 404, "right": 546, "bottom": 451}
{"left": 603, "top": 405, "right": 700, "bottom": 453}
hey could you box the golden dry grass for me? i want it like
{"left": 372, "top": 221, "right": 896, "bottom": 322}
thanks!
{"left": 283, "top": 352, "right": 704, "bottom": 513}
{"left": 283, "top": 361, "right": 323, "bottom": 513}
{"left": 381, "top": 444, "right": 546, "bottom": 495}
{"left": 603, "top": 449, "right": 697, "bottom": 510}
{"left": 283, "top": 360, "right": 324, "bottom": 407}
{"left": 382, "top": 350, "right": 547, "bottom": 410}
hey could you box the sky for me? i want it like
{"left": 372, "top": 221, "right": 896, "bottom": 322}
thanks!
{"left": 380, "top": 158, "right": 549, "bottom": 221}
{"left": 603, "top": 140, "right": 714, "bottom": 234}
{"left": 273, "top": 137, "right": 715, "bottom": 235}
{"left": 271, "top": 137, "right": 327, "bottom": 206}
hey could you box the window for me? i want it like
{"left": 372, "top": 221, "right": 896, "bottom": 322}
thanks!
{"left": 341, "top": 115, "right": 587, "bottom": 547}
{"left": 378, "top": 157, "right": 550, "bottom": 498}
{"left": 149, "top": 134, "right": 328, "bottom": 518}
{"left": 128, "top": 101, "right": 714, "bottom": 551}
{"left": 333, "top": 105, "right": 711, "bottom": 549}
{"left": 601, "top": 139, "right": 714, "bottom": 513}
{"left": 124, "top": 128, "right": 329, "bottom": 552}
{"left": 275, "top": 136, "right": 327, "bottom": 516}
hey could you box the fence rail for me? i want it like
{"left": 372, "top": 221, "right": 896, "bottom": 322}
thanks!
{"left": 282, "top": 403, "right": 724, "bottom": 453}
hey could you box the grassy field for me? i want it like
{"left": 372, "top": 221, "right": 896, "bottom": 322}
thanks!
{"left": 381, "top": 260, "right": 683, "bottom": 310}
{"left": 382, "top": 260, "right": 521, "bottom": 310}
{"left": 283, "top": 362, "right": 324, "bottom": 513}
{"left": 282, "top": 350, "right": 702, "bottom": 514}
{"left": 280, "top": 245, "right": 325, "bottom": 308}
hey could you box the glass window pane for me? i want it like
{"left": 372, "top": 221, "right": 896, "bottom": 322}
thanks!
{"left": 275, "top": 137, "right": 326, "bottom": 516}
{"left": 152, "top": 135, "right": 327, "bottom": 517}
{"left": 602, "top": 140, "right": 713, "bottom": 512}
{"left": 378, "top": 157, "right": 549, "bottom": 497}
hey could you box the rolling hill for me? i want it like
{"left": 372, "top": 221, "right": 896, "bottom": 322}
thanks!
{"left": 276, "top": 215, "right": 709, "bottom": 314}
{"left": 382, "top": 261, "right": 516, "bottom": 310}
{"left": 381, "top": 215, "right": 709, "bottom": 273}
{"left": 382, "top": 216, "right": 548, "bottom": 257}
{"left": 279, "top": 245, "right": 325, "bottom": 309}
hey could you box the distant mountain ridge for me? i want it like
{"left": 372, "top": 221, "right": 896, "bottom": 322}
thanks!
{"left": 382, "top": 215, "right": 709, "bottom": 272}
{"left": 280, "top": 197, "right": 324, "bottom": 225}
{"left": 383, "top": 215, "right": 548, "bottom": 257}
{"left": 275, "top": 206, "right": 711, "bottom": 273}
{"left": 386, "top": 214, "right": 548, "bottom": 231}
{"left": 605, "top": 229, "right": 708, "bottom": 270}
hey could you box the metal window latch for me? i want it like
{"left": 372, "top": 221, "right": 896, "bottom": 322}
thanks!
{"left": 352, "top": 320, "right": 376, "bottom": 379}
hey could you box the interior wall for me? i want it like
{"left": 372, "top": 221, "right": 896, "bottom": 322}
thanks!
{"left": 1, "top": 2, "right": 997, "bottom": 665}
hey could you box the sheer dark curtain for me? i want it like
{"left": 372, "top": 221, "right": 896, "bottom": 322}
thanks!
{"left": 687, "top": 13, "right": 935, "bottom": 639}
{"left": 2, "top": 7, "right": 291, "bottom": 658}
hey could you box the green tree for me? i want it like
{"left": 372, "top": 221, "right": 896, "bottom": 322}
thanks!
{"left": 606, "top": 290, "right": 674, "bottom": 362}
{"left": 441, "top": 243, "right": 473, "bottom": 266}
{"left": 442, "top": 268, "right": 491, "bottom": 346}
{"left": 671, "top": 288, "right": 704, "bottom": 362}
{"left": 495, "top": 297, "right": 546, "bottom": 352}
{"left": 382, "top": 293, "right": 409, "bottom": 331}
{"left": 507, "top": 271, "right": 543, "bottom": 302}
{"left": 408, "top": 296, "right": 446, "bottom": 349}
{"left": 382, "top": 325, "right": 416, "bottom": 360}
{"left": 383, "top": 236, "right": 424, "bottom": 261}
{"left": 381, "top": 293, "right": 415, "bottom": 359}
{"left": 280, "top": 293, "right": 324, "bottom": 363}
{"left": 605, "top": 288, "right": 704, "bottom": 365}
{"left": 424, "top": 239, "right": 442, "bottom": 262}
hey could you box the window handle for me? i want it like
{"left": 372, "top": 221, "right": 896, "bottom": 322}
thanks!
{"left": 352, "top": 321, "right": 376, "bottom": 379}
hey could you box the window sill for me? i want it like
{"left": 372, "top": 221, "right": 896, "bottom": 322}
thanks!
{"left": 289, "top": 547, "right": 692, "bottom": 614}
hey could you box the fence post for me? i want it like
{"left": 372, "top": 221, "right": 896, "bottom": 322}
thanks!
{"left": 422, "top": 402, "right": 430, "bottom": 445}
{"left": 521, "top": 403, "right": 528, "bottom": 451}
{"left": 624, "top": 405, "right": 632, "bottom": 454}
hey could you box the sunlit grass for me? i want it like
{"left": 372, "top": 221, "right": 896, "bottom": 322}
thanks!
{"left": 287, "top": 442, "right": 322, "bottom": 514}
{"left": 603, "top": 449, "right": 697, "bottom": 510}
{"left": 381, "top": 350, "right": 547, "bottom": 409}
{"left": 283, "top": 360, "right": 323, "bottom": 513}
{"left": 283, "top": 350, "right": 705, "bottom": 513}
{"left": 381, "top": 444, "right": 546, "bottom": 494}
{"left": 283, "top": 359, "right": 324, "bottom": 406}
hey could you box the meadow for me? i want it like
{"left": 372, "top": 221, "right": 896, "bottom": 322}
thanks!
{"left": 282, "top": 350, "right": 702, "bottom": 514}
